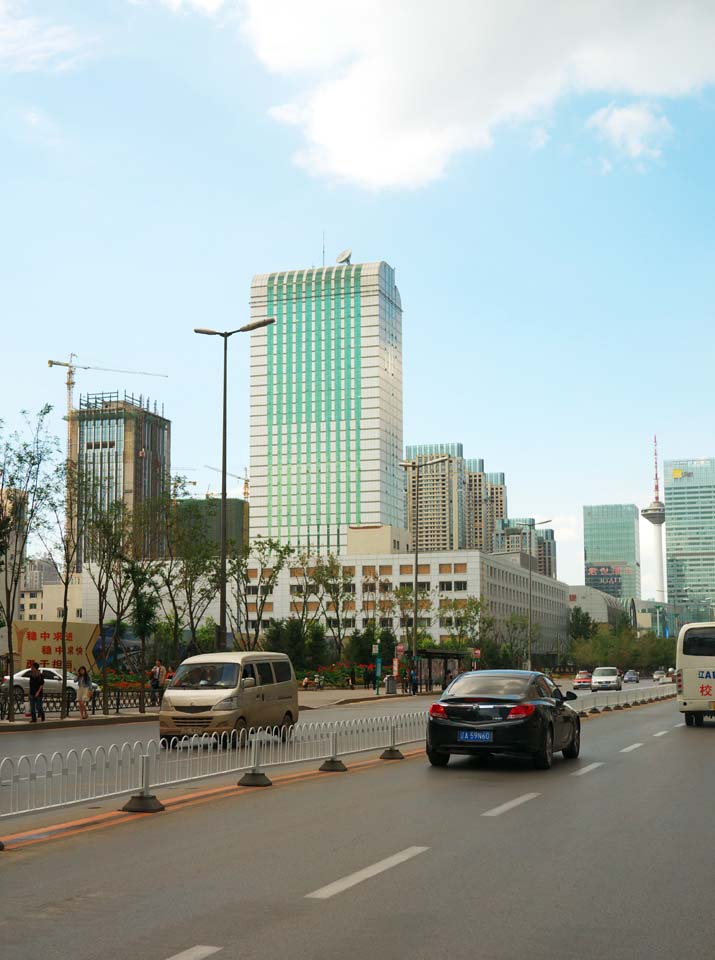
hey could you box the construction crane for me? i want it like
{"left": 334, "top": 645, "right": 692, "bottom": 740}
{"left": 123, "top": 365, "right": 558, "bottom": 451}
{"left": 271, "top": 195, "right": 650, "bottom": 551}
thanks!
{"left": 48, "top": 354, "right": 168, "bottom": 463}
{"left": 204, "top": 464, "right": 249, "bottom": 501}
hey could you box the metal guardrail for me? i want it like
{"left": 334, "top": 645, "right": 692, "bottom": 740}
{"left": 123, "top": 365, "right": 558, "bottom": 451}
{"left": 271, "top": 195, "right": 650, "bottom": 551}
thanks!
{"left": 0, "top": 712, "right": 427, "bottom": 823}
{"left": 0, "top": 687, "right": 161, "bottom": 718}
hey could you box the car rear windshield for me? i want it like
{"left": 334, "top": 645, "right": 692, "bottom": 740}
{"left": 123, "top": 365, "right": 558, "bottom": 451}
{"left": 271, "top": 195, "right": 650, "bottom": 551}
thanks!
{"left": 593, "top": 667, "right": 617, "bottom": 676}
{"left": 170, "top": 662, "right": 239, "bottom": 689}
{"left": 683, "top": 627, "right": 715, "bottom": 657}
{"left": 444, "top": 675, "right": 530, "bottom": 698}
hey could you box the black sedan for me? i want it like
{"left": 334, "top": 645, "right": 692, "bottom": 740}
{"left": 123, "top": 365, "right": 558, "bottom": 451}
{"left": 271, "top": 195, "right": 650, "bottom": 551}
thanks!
{"left": 426, "top": 670, "right": 580, "bottom": 770}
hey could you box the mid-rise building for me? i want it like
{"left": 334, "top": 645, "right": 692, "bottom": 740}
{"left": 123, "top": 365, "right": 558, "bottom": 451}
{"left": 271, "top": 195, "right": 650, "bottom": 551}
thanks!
{"left": 404, "top": 443, "right": 466, "bottom": 552}
{"left": 249, "top": 261, "right": 403, "bottom": 551}
{"left": 583, "top": 503, "right": 641, "bottom": 599}
{"left": 71, "top": 392, "right": 171, "bottom": 565}
{"left": 664, "top": 458, "right": 715, "bottom": 609}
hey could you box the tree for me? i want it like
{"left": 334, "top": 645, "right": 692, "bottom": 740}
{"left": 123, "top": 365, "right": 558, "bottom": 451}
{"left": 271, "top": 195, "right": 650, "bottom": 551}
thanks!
{"left": 287, "top": 549, "right": 325, "bottom": 651}
{"left": 501, "top": 613, "right": 529, "bottom": 667}
{"left": 227, "top": 537, "right": 293, "bottom": 650}
{"left": 569, "top": 606, "right": 597, "bottom": 642}
{"left": 0, "top": 407, "right": 57, "bottom": 722}
{"left": 313, "top": 554, "right": 357, "bottom": 659}
{"left": 128, "top": 561, "right": 160, "bottom": 713}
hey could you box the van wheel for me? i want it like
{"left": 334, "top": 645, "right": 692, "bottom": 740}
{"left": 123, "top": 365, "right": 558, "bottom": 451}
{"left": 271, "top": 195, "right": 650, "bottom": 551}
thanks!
{"left": 694, "top": 713, "right": 705, "bottom": 727}
{"left": 233, "top": 717, "right": 249, "bottom": 747}
{"left": 685, "top": 712, "right": 695, "bottom": 726}
{"left": 280, "top": 713, "right": 293, "bottom": 742}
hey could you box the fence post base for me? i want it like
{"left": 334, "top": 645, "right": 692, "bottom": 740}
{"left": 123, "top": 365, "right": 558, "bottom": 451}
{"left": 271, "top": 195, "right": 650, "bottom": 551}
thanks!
{"left": 319, "top": 758, "right": 347, "bottom": 772}
{"left": 588, "top": 707, "right": 600, "bottom": 714}
{"left": 613, "top": 704, "right": 623, "bottom": 710}
{"left": 380, "top": 746, "right": 404, "bottom": 760}
{"left": 238, "top": 770, "right": 272, "bottom": 787}
{"left": 121, "top": 793, "right": 165, "bottom": 813}
{"left": 0, "top": 839, "right": 5, "bottom": 851}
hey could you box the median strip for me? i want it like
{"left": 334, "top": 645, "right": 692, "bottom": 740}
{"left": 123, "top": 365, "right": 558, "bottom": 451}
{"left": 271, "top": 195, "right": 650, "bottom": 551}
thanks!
{"left": 305, "top": 846, "right": 429, "bottom": 900}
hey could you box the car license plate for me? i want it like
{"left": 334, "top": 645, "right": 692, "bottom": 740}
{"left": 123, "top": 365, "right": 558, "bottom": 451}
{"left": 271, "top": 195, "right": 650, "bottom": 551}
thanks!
{"left": 457, "top": 730, "right": 493, "bottom": 742}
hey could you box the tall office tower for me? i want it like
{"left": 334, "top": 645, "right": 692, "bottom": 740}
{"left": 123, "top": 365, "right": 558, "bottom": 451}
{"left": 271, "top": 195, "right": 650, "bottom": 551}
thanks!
{"left": 404, "top": 443, "right": 466, "bottom": 552}
{"left": 583, "top": 504, "right": 641, "bottom": 599}
{"left": 537, "top": 527, "right": 557, "bottom": 578}
{"left": 465, "top": 461, "right": 508, "bottom": 552}
{"left": 664, "top": 458, "right": 715, "bottom": 610}
{"left": 71, "top": 392, "right": 171, "bottom": 564}
{"left": 249, "top": 261, "right": 403, "bottom": 550}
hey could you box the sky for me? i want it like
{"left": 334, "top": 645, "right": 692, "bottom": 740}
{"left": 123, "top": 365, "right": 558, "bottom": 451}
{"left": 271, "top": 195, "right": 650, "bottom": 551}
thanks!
{"left": 2, "top": 0, "right": 715, "bottom": 598}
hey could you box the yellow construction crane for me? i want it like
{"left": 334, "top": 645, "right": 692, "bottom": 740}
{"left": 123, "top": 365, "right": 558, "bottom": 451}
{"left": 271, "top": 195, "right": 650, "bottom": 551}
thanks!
{"left": 204, "top": 464, "right": 249, "bottom": 501}
{"left": 48, "top": 354, "right": 168, "bottom": 463}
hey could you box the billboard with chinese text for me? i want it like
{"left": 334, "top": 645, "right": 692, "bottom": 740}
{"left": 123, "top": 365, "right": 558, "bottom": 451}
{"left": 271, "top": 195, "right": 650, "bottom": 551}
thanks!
{"left": 11, "top": 621, "right": 100, "bottom": 674}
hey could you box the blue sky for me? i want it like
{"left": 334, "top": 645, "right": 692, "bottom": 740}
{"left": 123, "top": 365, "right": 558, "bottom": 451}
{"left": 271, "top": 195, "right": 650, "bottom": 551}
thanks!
{"left": 2, "top": 1, "right": 715, "bottom": 595}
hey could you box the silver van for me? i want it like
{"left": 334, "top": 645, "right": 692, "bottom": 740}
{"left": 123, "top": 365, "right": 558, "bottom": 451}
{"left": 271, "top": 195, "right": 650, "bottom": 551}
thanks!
{"left": 159, "top": 652, "right": 298, "bottom": 739}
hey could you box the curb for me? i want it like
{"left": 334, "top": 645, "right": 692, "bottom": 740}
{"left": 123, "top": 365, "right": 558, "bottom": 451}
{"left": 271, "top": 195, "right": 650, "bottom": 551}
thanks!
{"left": 0, "top": 714, "right": 159, "bottom": 733}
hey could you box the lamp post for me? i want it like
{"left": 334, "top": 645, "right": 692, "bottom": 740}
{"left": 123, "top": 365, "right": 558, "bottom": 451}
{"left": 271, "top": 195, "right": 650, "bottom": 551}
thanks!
{"left": 194, "top": 318, "right": 275, "bottom": 651}
{"left": 399, "top": 455, "right": 450, "bottom": 665}
{"left": 504, "top": 519, "right": 552, "bottom": 670}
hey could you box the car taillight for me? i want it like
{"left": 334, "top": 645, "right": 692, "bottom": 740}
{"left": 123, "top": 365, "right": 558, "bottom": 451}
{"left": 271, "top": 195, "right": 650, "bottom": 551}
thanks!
{"left": 429, "top": 702, "right": 448, "bottom": 719}
{"left": 507, "top": 703, "right": 536, "bottom": 719}
{"left": 676, "top": 669, "right": 683, "bottom": 693}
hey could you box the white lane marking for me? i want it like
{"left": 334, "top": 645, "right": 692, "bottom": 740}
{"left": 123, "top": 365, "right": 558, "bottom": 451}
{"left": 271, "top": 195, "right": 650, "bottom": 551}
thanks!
{"left": 163, "top": 948, "right": 222, "bottom": 960}
{"left": 306, "top": 846, "right": 429, "bottom": 900}
{"left": 653, "top": 731, "right": 669, "bottom": 737}
{"left": 675, "top": 722, "right": 685, "bottom": 727}
{"left": 482, "top": 792, "right": 540, "bottom": 817}
{"left": 620, "top": 743, "right": 643, "bottom": 753}
{"left": 571, "top": 762, "right": 604, "bottom": 777}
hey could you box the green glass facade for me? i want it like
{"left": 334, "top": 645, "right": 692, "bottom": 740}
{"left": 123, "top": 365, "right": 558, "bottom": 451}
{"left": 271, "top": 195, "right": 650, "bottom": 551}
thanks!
{"left": 250, "top": 262, "right": 403, "bottom": 550}
{"left": 665, "top": 458, "right": 715, "bottom": 609}
{"left": 583, "top": 503, "right": 641, "bottom": 599}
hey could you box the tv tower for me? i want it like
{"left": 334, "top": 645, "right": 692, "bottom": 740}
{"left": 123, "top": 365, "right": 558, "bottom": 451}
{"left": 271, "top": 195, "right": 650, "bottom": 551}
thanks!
{"left": 641, "top": 435, "right": 666, "bottom": 603}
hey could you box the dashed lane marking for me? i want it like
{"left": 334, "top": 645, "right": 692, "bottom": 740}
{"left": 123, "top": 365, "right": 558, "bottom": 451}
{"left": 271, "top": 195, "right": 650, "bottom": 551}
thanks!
{"left": 653, "top": 731, "right": 669, "bottom": 737}
{"left": 620, "top": 743, "right": 643, "bottom": 753}
{"left": 163, "top": 948, "right": 222, "bottom": 960}
{"left": 306, "top": 846, "right": 429, "bottom": 900}
{"left": 482, "top": 792, "right": 540, "bottom": 817}
{"left": 571, "top": 762, "right": 604, "bottom": 777}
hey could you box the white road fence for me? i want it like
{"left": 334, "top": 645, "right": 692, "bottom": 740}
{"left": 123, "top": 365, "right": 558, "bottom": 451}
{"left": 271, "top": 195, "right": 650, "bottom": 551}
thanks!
{"left": 0, "top": 686, "right": 676, "bottom": 826}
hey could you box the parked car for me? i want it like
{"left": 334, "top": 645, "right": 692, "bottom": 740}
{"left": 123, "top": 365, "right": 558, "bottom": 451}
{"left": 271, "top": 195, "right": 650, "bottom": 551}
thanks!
{"left": 1, "top": 667, "right": 99, "bottom": 705}
{"left": 591, "top": 666, "right": 622, "bottom": 691}
{"left": 623, "top": 670, "right": 639, "bottom": 683}
{"left": 573, "top": 670, "right": 592, "bottom": 689}
{"left": 426, "top": 669, "right": 580, "bottom": 771}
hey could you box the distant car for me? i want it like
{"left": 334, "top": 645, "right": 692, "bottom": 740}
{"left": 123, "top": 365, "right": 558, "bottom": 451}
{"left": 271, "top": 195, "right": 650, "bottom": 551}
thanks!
{"left": 573, "top": 671, "right": 592, "bottom": 689}
{"left": 623, "top": 670, "right": 639, "bottom": 683}
{"left": 653, "top": 670, "right": 666, "bottom": 683}
{"left": 1, "top": 668, "right": 99, "bottom": 705}
{"left": 426, "top": 669, "right": 580, "bottom": 771}
{"left": 591, "top": 666, "right": 622, "bottom": 691}
{"left": 657, "top": 673, "right": 675, "bottom": 684}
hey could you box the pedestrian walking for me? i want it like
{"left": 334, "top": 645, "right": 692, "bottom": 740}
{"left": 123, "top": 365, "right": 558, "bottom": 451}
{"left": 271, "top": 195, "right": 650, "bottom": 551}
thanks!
{"left": 410, "top": 667, "right": 418, "bottom": 696}
{"left": 150, "top": 659, "right": 167, "bottom": 706}
{"left": 349, "top": 666, "right": 356, "bottom": 689}
{"left": 76, "top": 665, "right": 92, "bottom": 720}
{"left": 28, "top": 662, "right": 45, "bottom": 722}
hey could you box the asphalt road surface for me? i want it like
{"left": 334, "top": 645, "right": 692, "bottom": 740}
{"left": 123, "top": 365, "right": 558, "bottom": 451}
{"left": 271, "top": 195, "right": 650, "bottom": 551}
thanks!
{"left": 3, "top": 698, "right": 708, "bottom": 960}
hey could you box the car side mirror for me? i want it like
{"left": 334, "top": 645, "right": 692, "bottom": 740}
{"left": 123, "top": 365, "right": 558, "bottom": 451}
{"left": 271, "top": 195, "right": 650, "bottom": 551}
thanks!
{"left": 241, "top": 677, "right": 256, "bottom": 689}
{"left": 565, "top": 690, "right": 577, "bottom": 701}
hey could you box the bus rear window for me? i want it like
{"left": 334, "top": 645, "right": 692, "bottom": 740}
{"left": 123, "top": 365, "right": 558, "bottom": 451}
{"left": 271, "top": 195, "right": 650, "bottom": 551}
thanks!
{"left": 683, "top": 628, "right": 715, "bottom": 657}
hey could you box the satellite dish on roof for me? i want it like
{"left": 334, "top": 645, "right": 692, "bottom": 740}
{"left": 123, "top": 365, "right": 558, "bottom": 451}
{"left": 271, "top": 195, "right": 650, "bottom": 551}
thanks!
{"left": 336, "top": 248, "right": 352, "bottom": 265}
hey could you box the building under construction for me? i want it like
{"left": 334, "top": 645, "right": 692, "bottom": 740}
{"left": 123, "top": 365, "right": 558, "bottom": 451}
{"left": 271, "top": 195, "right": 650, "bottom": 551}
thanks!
{"left": 71, "top": 392, "right": 171, "bottom": 565}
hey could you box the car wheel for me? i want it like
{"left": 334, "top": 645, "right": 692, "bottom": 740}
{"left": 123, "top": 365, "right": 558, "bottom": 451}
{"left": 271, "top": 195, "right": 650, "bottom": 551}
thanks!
{"left": 694, "top": 713, "right": 705, "bottom": 728}
{"left": 562, "top": 723, "right": 580, "bottom": 759}
{"left": 533, "top": 726, "right": 554, "bottom": 770}
{"left": 685, "top": 713, "right": 695, "bottom": 726}
{"left": 426, "top": 746, "right": 449, "bottom": 767}
{"left": 13, "top": 685, "right": 25, "bottom": 703}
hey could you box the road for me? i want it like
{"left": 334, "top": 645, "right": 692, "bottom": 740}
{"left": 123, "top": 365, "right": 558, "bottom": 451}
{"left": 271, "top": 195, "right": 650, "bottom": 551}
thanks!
{"left": 3, "top": 698, "right": 708, "bottom": 960}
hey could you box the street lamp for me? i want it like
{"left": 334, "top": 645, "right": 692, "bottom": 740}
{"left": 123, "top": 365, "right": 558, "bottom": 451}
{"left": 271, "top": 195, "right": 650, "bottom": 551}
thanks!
{"left": 194, "top": 318, "right": 275, "bottom": 650}
{"left": 399, "top": 455, "right": 450, "bottom": 664}
{"left": 504, "top": 519, "right": 552, "bottom": 670}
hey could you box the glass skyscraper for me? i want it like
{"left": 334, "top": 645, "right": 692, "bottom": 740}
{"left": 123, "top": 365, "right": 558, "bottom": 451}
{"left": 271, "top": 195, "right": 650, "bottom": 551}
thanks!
{"left": 664, "top": 458, "right": 715, "bottom": 610}
{"left": 583, "top": 504, "right": 641, "bottom": 599}
{"left": 249, "top": 261, "right": 403, "bottom": 550}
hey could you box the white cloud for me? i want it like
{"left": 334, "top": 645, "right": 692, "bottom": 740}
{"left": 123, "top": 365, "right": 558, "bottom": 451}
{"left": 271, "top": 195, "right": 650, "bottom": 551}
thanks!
{"left": 233, "top": 0, "right": 715, "bottom": 189}
{"left": 587, "top": 102, "right": 672, "bottom": 160}
{"left": 21, "top": 106, "right": 62, "bottom": 147}
{"left": 529, "top": 127, "right": 550, "bottom": 151}
{"left": 156, "top": 0, "right": 227, "bottom": 13}
{"left": 0, "top": 1, "right": 88, "bottom": 72}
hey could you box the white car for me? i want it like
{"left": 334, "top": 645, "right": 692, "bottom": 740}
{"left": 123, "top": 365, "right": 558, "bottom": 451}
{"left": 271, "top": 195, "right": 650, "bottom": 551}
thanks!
{"left": 591, "top": 666, "right": 622, "bottom": 691}
{"left": 2, "top": 667, "right": 98, "bottom": 704}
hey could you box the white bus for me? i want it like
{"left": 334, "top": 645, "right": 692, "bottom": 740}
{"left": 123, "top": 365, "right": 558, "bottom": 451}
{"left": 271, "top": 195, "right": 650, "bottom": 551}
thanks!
{"left": 676, "top": 622, "right": 715, "bottom": 727}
